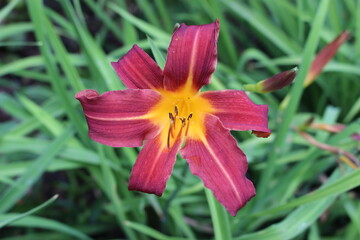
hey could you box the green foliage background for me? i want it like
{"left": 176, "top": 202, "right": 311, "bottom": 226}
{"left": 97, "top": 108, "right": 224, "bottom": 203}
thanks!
{"left": 0, "top": 0, "right": 359, "bottom": 239}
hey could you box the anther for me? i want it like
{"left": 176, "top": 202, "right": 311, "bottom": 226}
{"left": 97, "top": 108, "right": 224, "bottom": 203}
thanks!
{"left": 180, "top": 117, "right": 186, "bottom": 127}
{"left": 187, "top": 113, "right": 193, "bottom": 120}
{"left": 169, "top": 112, "right": 174, "bottom": 120}
{"left": 174, "top": 105, "right": 179, "bottom": 116}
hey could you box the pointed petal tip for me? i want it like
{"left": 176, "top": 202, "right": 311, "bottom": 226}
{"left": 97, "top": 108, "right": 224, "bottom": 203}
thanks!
{"left": 305, "top": 30, "right": 350, "bottom": 86}
{"left": 229, "top": 188, "right": 256, "bottom": 216}
{"left": 173, "top": 23, "right": 181, "bottom": 32}
{"left": 252, "top": 130, "right": 271, "bottom": 138}
{"left": 207, "top": 178, "right": 256, "bottom": 216}
{"left": 339, "top": 30, "right": 350, "bottom": 41}
{"left": 214, "top": 18, "right": 220, "bottom": 28}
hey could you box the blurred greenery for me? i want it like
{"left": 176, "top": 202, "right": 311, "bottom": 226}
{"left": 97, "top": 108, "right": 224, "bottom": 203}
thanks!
{"left": 0, "top": 0, "right": 359, "bottom": 239}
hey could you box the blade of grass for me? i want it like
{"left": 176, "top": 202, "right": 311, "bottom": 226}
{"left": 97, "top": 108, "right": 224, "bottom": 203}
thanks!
{"left": 205, "top": 188, "right": 232, "bottom": 240}
{"left": 0, "top": 126, "right": 73, "bottom": 213}
{"left": 251, "top": 168, "right": 360, "bottom": 217}
{"left": 342, "top": 194, "right": 360, "bottom": 237}
{"left": 97, "top": 144, "right": 137, "bottom": 240}
{"left": 168, "top": 206, "right": 196, "bottom": 240}
{"left": 0, "top": 136, "right": 121, "bottom": 172}
{"left": 147, "top": 35, "right": 166, "bottom": 69}
{"left": 223, "top": 1, "right": 301, "bottom": 55}
{"left": 0, "top": 195, "right": 58, "bottom": 228}
{"left": 0, "top": 55, "right": 86, "bottom": 77}
{"left": 207, "top": 0, "right": 237, "bottom": 67}
{"left": 83, "top": 0, "right": 123, "bottom": 42}
{"left": 73, "top": 0, "right": 86, "bottom": 26}
{"left": 0, "top": 93, "right": 29, "bottom": 120}
{"left": 60, "top": 0, "right": 122, "bottom": 91}
{"left": 0, "top": 23, "right": 33, "bottom": 41}
{"left": 236, "top": 197, "right": 334, "bottom": 240}
{"left": 0, "top": 214, "right": 92, "bottom": 240}
{"left": 236, "top": 168, "right": 343, "bottom": 240}
{"left": 356, "top": 0, "right": 360, "bottom": 55}
{"left": 154, "top": 0, "right": 173, "bottom": 32}
{"left": 135, "top": 0, "right": 161, "bottom": 28}
{"left": 0, "top": 159, "right": 80, "bottom": 178}
{"left": 44, "top": 16, "right": 85, "bottom": 92}
{"left": 124, "top": 221, "right": 187, "bottom": 240}
{"left": 27, "top": 0, "right": 91, "bottom": 146}
{"left": 45, "top": 8, "right": 76, "bottom": 38}
{"left": 0, "top": 0, "right": 21, "bottom": 23}
{"left": 15, "top": 95, "right": 61, "bottom": 134}
{"left": 116, "top": 1, "right": 139, "bottom": 45}
{"left": 344, "top": 96, "right": 360, "bottom": 122}
{"left": 109, "top": 3, "right": 170, "bottom": 41}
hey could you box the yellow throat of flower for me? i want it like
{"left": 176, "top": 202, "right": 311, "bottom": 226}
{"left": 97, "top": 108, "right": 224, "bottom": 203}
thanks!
{"left": 147, "top": 86, "right": 214, "bottom": 148}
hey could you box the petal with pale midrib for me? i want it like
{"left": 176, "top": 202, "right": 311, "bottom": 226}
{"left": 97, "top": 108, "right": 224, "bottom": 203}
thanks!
{"left": 201, "top": 90, "right": 270, "bottom": 137}
{"left": 112, "top": 45, "right": 164, "bottom": 90}
{"left": 128, "top": 131, "right": 182, "bottom": 196}
{"left": 181, "top": 114, "right": 256, "bottom": 216}
{"left": 75, "top": 89, "right": 161, "bottom": 147}
{"left": 163, "top": 20, "right": 219, "bottom": 92}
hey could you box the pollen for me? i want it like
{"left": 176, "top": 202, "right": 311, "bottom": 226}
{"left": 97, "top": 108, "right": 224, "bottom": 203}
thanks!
{"left": 147, "top": 86, "right": 214, "bottom": 148}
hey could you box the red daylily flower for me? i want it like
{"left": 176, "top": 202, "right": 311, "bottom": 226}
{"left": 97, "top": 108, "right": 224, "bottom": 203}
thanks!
{"left": 75, "top": 20, "right": 270, "bottom": 216}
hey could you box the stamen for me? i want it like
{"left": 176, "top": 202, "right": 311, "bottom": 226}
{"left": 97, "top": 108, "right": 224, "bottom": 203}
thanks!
{"left": 175, "top": 118, "right": 186, "bottom": 140}
{"left": 180, "top": 117, "right": 186, "bottom": 127}
{"left": 185, "top": 113, "right": 193, "bottom": 136}
{"left": 174, "top": 105, "right": 179, "bottom": 116}
{"left": 187, "top": 113, "right": 193, "bottom": 120}
{"left": 167, "top": 122, "right": 176, "bottom": 148}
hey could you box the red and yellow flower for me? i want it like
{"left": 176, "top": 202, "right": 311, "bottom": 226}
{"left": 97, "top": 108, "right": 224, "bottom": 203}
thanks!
{"left": 75, "top": 20, "right": 270, "bottom": 216}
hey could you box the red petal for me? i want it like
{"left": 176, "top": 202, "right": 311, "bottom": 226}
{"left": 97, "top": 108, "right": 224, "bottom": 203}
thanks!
{"left": 75, "top": 89, "right": 161, "bottom": 147}
{"left": 181, "top": 115, "right": 255, "bottom": 216}
{"left": 128, "top": 132, "right": 182, "bottom": 196}
{"left": 202, "top": 90, "right": 271, "bottom": 135}
{"left": 111, "top": 45, "right": 164, "bottom": 90}
{"left": 163, "top": 19, "right": 219, "bottom": 92}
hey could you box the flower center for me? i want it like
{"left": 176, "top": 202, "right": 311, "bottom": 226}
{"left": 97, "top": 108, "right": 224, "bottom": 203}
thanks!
{"left": 148, "top": 88, "right": 214, "bottom": 148}
{"left": 167, "top": 104, "right": 193, "bottom": 148}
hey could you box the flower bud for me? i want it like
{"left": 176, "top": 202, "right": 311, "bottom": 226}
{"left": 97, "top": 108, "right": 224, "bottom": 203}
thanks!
{"left": 243, "top": 67, "right": 298, "bottom": 93}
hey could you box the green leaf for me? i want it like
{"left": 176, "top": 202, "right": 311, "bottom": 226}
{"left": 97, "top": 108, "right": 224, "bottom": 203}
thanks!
{"left": 0, "top": 0, "right": 22, "bottom": 23}
{"left": 147, "top": 35, "right": 166, "bottom": 69}
{"left": 0, "top": 195, "right": 58, "bottom": 228}
{"left": 109, "top": 3, "right": 170, "bottom": 41}
{"left": 125, "top": 221, "right": 187, "bottom": 240}
{"left": 0, "top": 127, "right": 74, "bottom": 213}
{"left": 251, "top": 168, "right": 360, "bottom": 217}
{"left": 205, "top": 188, "right": 232, "bottom": 240}
{"left": 0, "top": 214, "right": 92, "bottom": 240}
